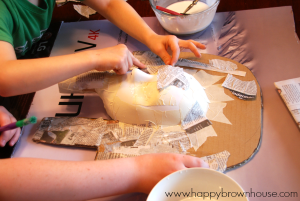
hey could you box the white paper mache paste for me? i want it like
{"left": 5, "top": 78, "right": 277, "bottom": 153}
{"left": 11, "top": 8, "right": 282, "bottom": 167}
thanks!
{"left": 95, "top": 68, "right": 210, "bottom": 126}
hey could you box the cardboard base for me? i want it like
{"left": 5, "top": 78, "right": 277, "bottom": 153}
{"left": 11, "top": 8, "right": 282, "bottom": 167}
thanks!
{"left": 180, "top": 52, "right": 262, "bottom": 169}
{"left": 32, "top": 53, "right": 262, "bottom": 171}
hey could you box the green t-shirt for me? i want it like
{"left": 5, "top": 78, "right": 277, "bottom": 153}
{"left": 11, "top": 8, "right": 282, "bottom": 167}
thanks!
{"left": 0, "top": 0, "right": 55, "bottom": 58}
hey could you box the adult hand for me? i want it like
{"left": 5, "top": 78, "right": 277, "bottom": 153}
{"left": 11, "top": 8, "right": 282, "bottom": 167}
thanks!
{"left": 0, "top": 106, "right": 21, "bottom": 147}
{"left": 147, "top": 35, "right": 206, "bottom": 66}
{"left": 91, "top": 44, "right": 146, "bottom": 74}
{"left": 134, "top": 153, "right": 209, "bottom": 193}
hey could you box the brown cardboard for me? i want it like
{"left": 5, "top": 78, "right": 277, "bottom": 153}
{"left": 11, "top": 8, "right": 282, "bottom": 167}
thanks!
{"left": 33, "top": 53, "right": 262, "bottom": 170}
{"left": 179, "top": 52, "right": 262, "bottom": 169}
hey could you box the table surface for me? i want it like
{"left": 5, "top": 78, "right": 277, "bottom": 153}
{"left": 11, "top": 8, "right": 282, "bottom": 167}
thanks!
{"left": 1, "top": 1, "right": 300, "bottom": 200}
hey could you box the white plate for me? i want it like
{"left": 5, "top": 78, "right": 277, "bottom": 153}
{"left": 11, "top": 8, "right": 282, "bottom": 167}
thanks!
{"left": 147, "top": 168, "right": 248, "bottom": 201}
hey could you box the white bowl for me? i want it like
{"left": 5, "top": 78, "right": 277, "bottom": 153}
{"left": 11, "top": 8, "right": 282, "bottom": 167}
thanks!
{"left": 149, "top": 0, "right": 220, "bottom": 35}
{"left": 147, "top": 168, "right": 248, "bottom": 201}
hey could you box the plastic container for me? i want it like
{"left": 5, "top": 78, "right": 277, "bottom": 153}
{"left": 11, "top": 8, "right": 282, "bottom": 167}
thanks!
{"left": 149, "top": 0, "right": 220, "bottom": 35}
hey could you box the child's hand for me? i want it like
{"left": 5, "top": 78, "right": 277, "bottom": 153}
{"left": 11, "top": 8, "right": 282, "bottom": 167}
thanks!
{"left": 134, "top": 153, "right": 209, "bottom": 193}
{"left": 0, "top": 106, "right": 21, "bottom": 147}
{"left": 146, "top": 35, "right": 206, "bottom": 66}
{"left": 91, "top": 44, "right": 146, "bottom": 74}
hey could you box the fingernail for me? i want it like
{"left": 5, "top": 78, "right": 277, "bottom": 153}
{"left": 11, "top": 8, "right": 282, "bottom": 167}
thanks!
{"left": 165, "top": 60, "right": 170, "bottom": 65}
{"left": 1, "top": 140, "right": 6, "bottom": 147}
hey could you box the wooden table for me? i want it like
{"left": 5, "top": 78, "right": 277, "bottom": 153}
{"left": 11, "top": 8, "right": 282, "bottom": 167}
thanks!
{"left": 0, "top": 0, "right": 300, "bottom": 157}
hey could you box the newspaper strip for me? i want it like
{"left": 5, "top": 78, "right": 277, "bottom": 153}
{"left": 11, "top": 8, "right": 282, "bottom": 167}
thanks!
{"left": 181, "top": 101, "right": 212, "bottom": 133}
{"left": 33, "top": 117, "right": 108, "bottom": 147}
{"left": 133, "top": 128, "right": 154, "bottom": 146}
{"left": 86, "top": 118, "right": 107, "bottom": 133}
{"left": 170, "top": 73, "right": 190, "bottom": 90}
{"left": 274, "top": 77, "right": 300, "bottom": 129}
{"left": 157, "top": 66, "right": 184, "bottom": 89}
{"left": 187, "top": 125, "right": 217, "bottom": 151}
{"left": 209, "top": 59, "right": 237, "bottom": 71}
{"left": 105, "top": 121, "right": 123, "bottom": 138}
{"left": 164, "top": 131, "right": 192, "bottom": 154}
{"left": 133, "top": 51, "right": 165, "bottom": 67}
{"left": 177, "top": 58, "right": 209, "bottom": 68}
{"left": 133, "top": 51, "right": 246, "bottom": 76}
{"left": 230, "top": 90, "right": 255, "bottom": 100}
{"left": 95, "top": 152, "right": 138, "bottom": 160}
{"left": 32, "top": 118, "right": 53, "bottom": 141}
{"left": 59, "top": 71, "right": 108, "bottom": 93}
{"left": 147, "top": 129, "right": 164, "bottom": 145}
{"left": 147, "top": 66, "right": 161, "bottom": 75}
{"left": 120, "top": 124, "right": 146, "bottom": 141}
{"left": 222, "top": 74, "right": 257, "bottom": 99}
{"left": 200, "top": 150, "right": 230, "bottom": 173}
{"left": 73, "top": 130, "right": 103, "bottom": 147}
{"left": 101, "top": 131, "right": 119, "bottom": 144}
{"left": 176, "top": 58, "right": 246, "bottom": 77}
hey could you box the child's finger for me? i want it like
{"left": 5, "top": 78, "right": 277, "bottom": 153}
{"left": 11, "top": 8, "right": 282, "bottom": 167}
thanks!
{"left": 130, "top": 52, "right": 146, "bottom": 68}
{"left": 0, "top": 107, "right": 15, "bottom": 147}
{"left": 182, "top": 155, "right": 209, "bottom": 168}
{"left": 9, "top": 127, "right": 21, "bottom": 146}
{"left": 168, "top": 38, "right": 180, "bottom": 66}
{"left": 0, "top": 130, "right": 15, "bottom": 147}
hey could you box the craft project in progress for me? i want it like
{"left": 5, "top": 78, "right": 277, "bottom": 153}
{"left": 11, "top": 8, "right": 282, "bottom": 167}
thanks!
{"left": 33, "top": 52, "right": 262, "bottom": 171}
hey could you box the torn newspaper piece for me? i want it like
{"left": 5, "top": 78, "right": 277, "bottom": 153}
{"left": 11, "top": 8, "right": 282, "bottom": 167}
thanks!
{"left": 133, "top": 51, "right": 165, "bottom": 67}
{"left": 157, "top": 66, "right": 184, "bottom": 89}
{"left": 222, "top": 74, "right": 257, "bottom": 100}
{"left": 200, "top": 150, "right": 230, "bottom": 173}
{"left": 187, "top": 125, "right": 217, "bottom": 151}
{"left": 275, "top": 77, "right": 300, "bottom": 129}
{"left": 145, "top": 128, "right": 192, "bottom": 154}
{"left": 133, "top": 128, "right": 153, "bottom": 146}
{"left": 33, "top": 117, "right": 108, "bottom": 147}
{"left": 95, "top": 152, "right": 138, "bottom": 160}
{"left": 59, "top": 71, "right": 109, "bottom": 93}
{"left": 133, "top": 51, "right": 246, "bottom": 76}
{"left": 181, "top": 101, "right": 212, "bottom": 133}
{"left": 73, "top": 5, "right": 97, "bottom": 18}
{"left": 121, "top": 124, "right": 146, "bottom": 141}
{"left": 209, "top": 59, "right": 237, "bottom": 71}
{"left": 176, "top": 58, "right": 246, "bottom": 77}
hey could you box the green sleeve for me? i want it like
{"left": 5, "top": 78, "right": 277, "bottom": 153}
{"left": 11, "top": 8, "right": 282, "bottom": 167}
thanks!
{"left": 0, "top": 2, "right": 14, "bottom": 45}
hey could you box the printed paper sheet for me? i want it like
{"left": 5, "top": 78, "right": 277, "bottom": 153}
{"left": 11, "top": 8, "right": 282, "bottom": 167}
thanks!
{"left": 275, "top": 77, "right": 300, "bottom": 129}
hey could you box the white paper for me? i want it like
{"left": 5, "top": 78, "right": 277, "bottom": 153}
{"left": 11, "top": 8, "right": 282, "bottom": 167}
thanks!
{"left": 274, "top": 77, "right": 300, "bottom": 129}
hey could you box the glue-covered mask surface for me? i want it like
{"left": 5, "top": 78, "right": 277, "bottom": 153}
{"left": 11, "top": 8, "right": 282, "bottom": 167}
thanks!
{"left": 95, "top": 68, "right": 209, "bottom": 126}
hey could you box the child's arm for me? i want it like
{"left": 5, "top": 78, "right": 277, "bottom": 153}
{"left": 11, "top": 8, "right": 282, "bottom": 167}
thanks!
{"left": 82, "top": 0, "right": 206, "bottom": 66}
{"left": 0, "top": 42, "right": 145, "bottom": 97}
{"left": 0, "top": 106, "right": 21, "bottom": 147}
{"left": 0, "top": 153, "right": 208, "bottom": 200}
